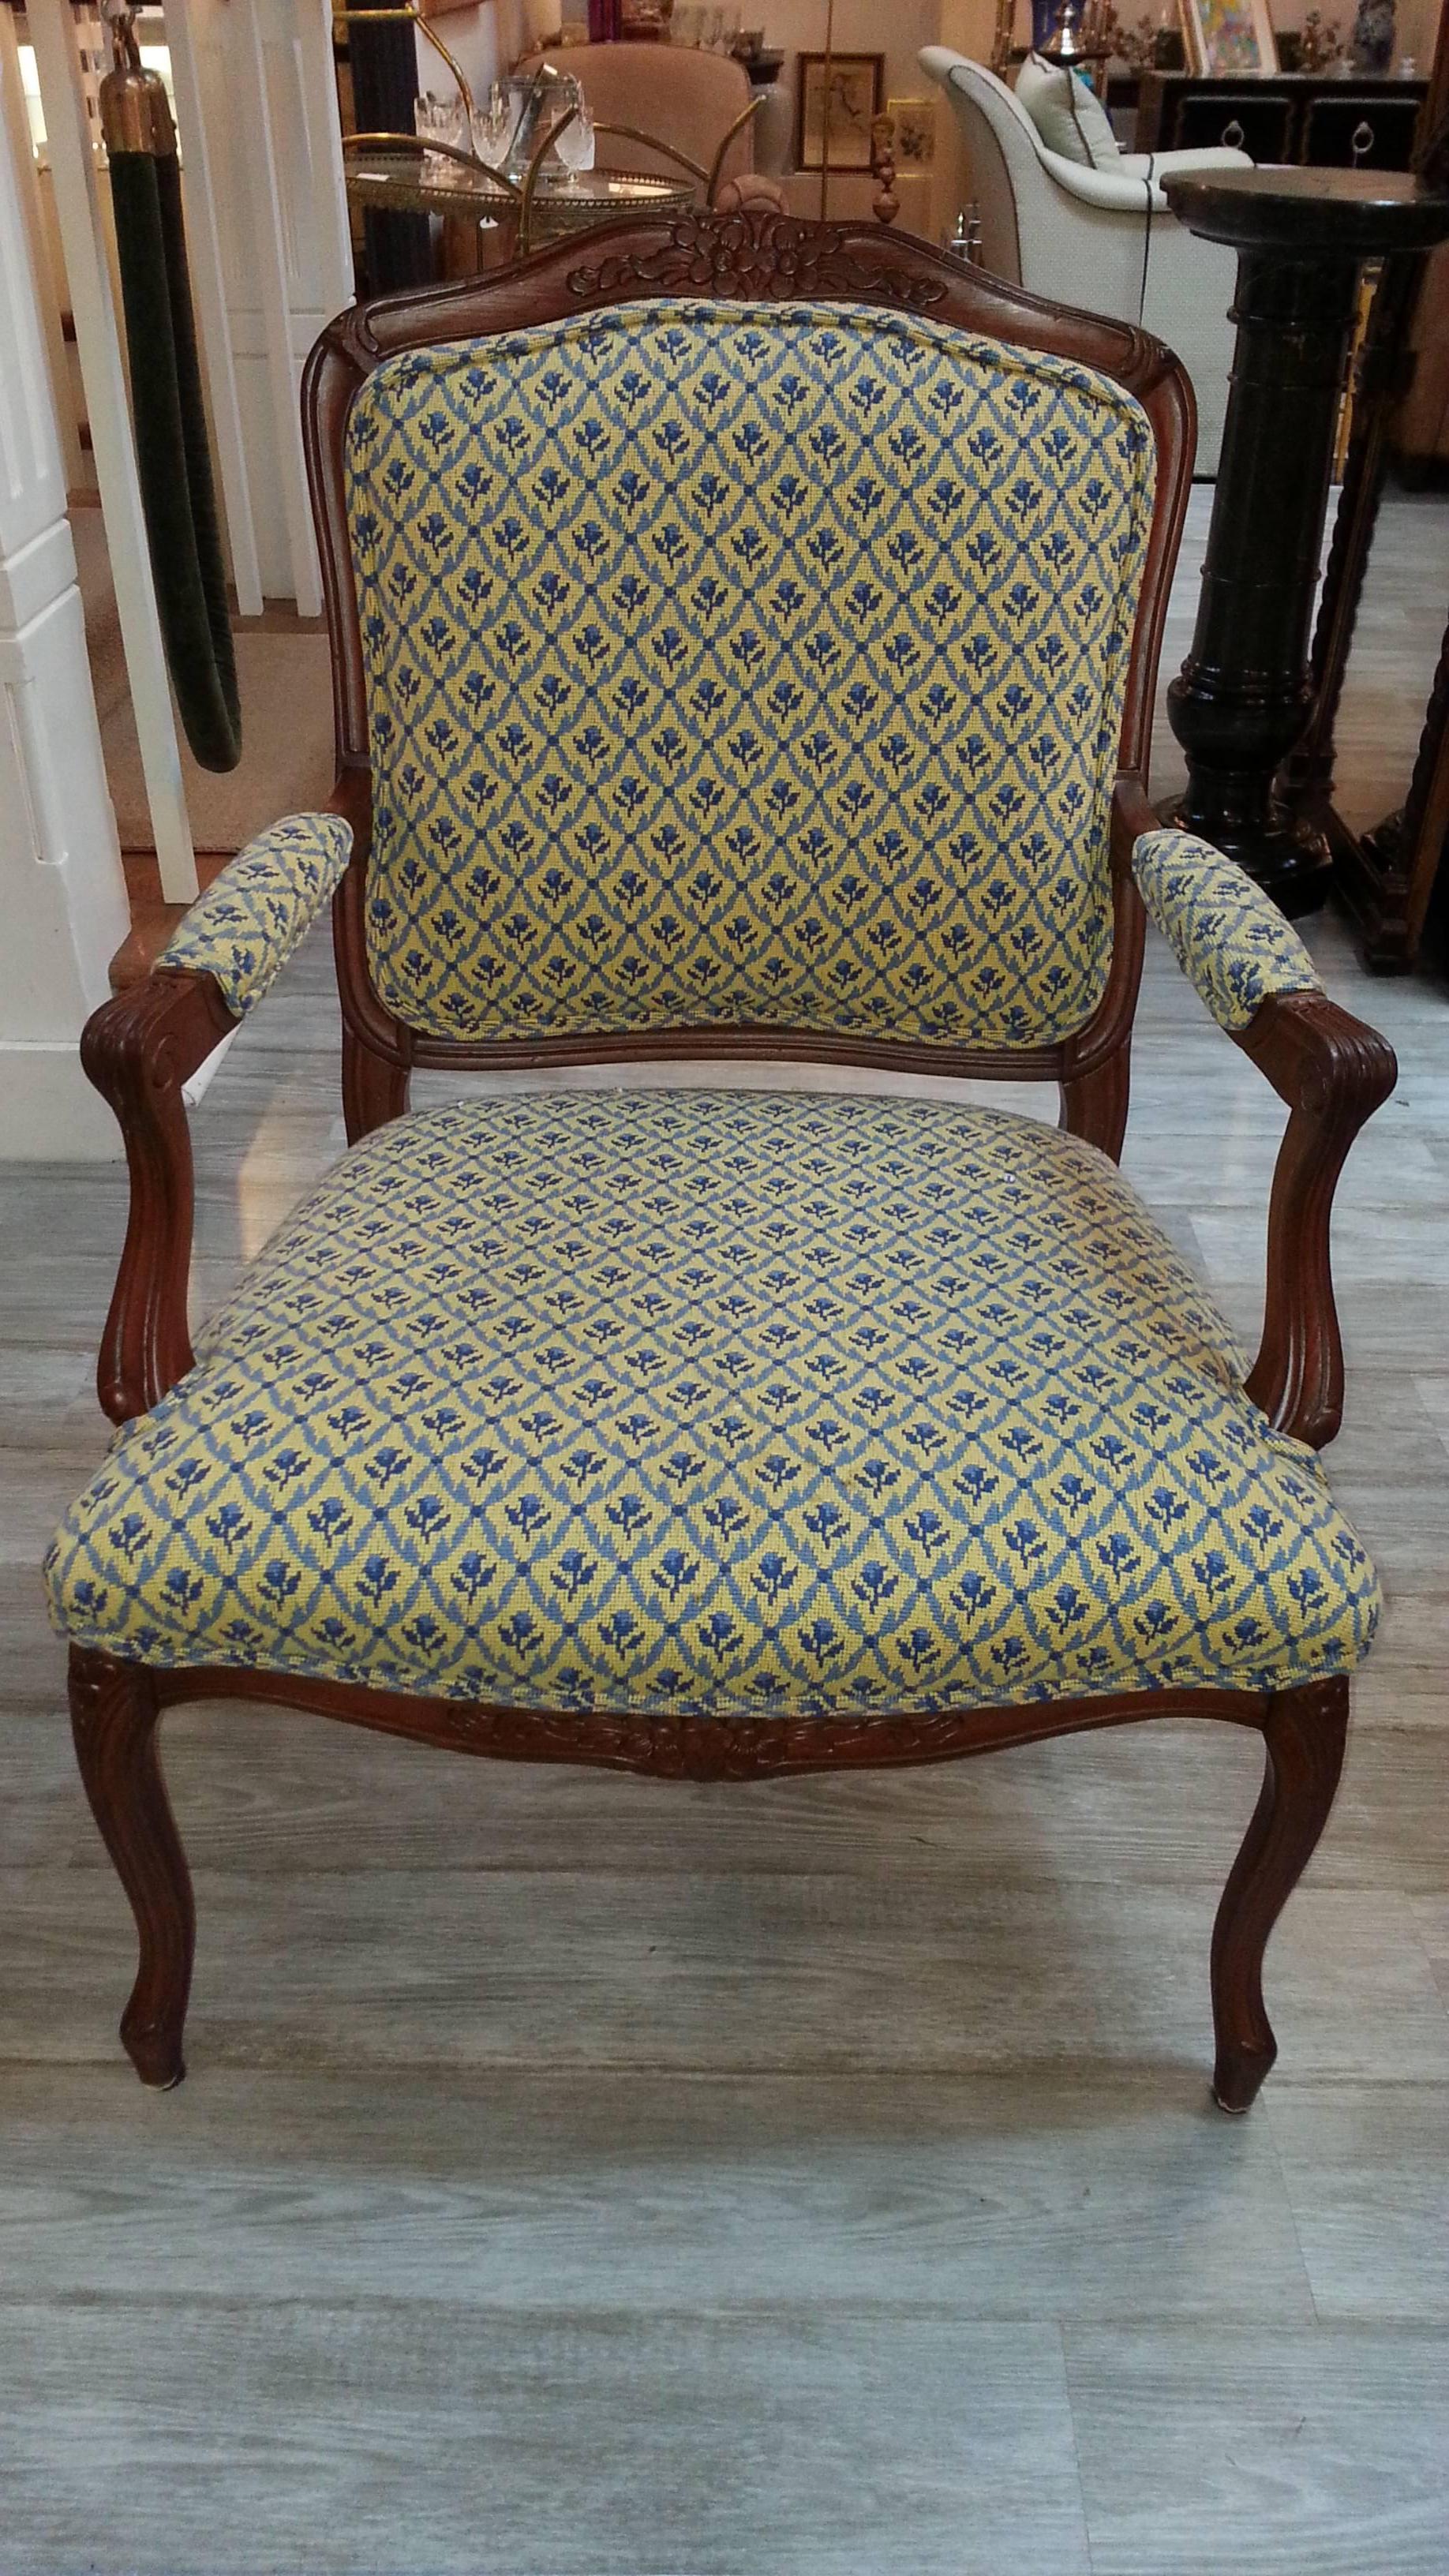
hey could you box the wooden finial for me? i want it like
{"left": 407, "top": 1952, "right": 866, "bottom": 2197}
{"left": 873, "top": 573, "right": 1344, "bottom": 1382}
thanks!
{"left": 870, "top": 113, "right": 898, "bottom": 226}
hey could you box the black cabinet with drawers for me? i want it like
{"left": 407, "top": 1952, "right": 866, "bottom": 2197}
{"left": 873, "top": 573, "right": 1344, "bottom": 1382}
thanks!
{"left": 1135, "top": 72, "right": 1428, "bottom": 169}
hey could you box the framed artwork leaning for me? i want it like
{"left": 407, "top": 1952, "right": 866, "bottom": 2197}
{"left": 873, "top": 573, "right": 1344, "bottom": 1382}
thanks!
{"left": 796, "top": 52, "right": 885, "bottom": 170}
{"left": 886, "top": 95, "right": 938, "bottom": 170}
{"left": 1179, "top": 0, "right": 1277, "bottom": 73}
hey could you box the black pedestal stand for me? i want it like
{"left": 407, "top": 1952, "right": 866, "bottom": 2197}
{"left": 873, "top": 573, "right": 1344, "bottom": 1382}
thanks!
{"left": 1159, "top": 169, "right": 1449, "bottom": 918}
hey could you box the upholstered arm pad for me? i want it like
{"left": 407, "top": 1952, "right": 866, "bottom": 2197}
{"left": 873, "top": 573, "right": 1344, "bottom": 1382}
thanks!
{"left": 1132, "top": 825, "right": 1324, "bottom": 1033}
{"left": 156, "top": 811, "right": 352, "bottom": 1018}
{"left": 1036, "top": 144, "right": 1242, "bottom": 212}
{"left": 1117, "top": 147, "right": 1252, "bottom": 182}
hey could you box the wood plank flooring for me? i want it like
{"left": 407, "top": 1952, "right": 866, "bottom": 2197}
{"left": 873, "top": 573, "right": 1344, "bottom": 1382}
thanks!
{"left": 1, "top": 491, "right": 1447, "bottom": 2572}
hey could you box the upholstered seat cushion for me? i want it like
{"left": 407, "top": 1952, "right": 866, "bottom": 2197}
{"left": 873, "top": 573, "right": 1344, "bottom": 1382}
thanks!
{"left": 46, "top": 1091, "right": 1378, "bottom": 1716}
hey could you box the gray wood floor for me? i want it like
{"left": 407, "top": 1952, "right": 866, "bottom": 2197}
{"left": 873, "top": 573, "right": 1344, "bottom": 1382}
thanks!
{"left": 2, "top": 492, "right": 1447, "bottom": 2574}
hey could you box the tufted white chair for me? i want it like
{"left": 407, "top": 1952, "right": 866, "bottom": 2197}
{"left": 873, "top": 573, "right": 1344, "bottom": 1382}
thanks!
{"left": 921, "top": 46, "right": 1250, "bottom": 472}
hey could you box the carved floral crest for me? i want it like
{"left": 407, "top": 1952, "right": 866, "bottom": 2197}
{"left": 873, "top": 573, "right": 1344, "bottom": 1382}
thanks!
{"left": 567, "top": 208, "right": 949, "bottom": 310}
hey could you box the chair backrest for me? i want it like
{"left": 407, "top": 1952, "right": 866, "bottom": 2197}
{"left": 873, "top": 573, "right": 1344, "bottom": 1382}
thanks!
{"left": 515, "top": 43, "right": 755, "bottom": 186}
{"left": 309, "top": 217, "right": 1191, "bottom": 1076}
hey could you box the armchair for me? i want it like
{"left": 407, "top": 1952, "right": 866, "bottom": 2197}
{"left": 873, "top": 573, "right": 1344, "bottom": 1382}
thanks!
{"left": 47, "top": 213, "right": 1394, "bottom": 2114}
{"left": 920, "top": 47, "right": 1249, "bottom": 472}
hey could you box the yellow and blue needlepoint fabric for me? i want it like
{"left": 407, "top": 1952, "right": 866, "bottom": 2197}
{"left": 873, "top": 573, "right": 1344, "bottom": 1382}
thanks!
{"left": 344, "top": 300, "right": 1156, "bottom": 1050}
{"left": 156, "top": 813, "right": 352, "bottom": 1019}
{"left": 1133, "top": 826, "right": 1323, "bottom": 1034}
{"left": 47, "top": 1090, "right": 1378, "bottom": 1717}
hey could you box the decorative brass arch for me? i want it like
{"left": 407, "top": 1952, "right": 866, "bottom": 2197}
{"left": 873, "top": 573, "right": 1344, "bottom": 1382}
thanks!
{"left": 334, "top": 13, "right": 764, "bottom": 255}
{"left": 341, "top": 129, "right": 522, "bottom": 204}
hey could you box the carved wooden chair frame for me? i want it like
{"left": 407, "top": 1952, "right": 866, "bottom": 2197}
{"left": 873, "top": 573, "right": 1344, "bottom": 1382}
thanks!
{"left": 71, "top": 212, "right": 1395, "bottom": 2110}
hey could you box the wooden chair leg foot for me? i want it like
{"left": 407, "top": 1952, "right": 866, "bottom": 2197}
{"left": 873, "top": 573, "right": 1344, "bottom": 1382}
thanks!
{"left": 1211, "top": 2039, "right": 1275, "bottom": 2114}
{"left": 69, "top": 1648, "right": 194, "bottom": 2090}
{"left": 1209, "top": 1677, "right": 1348, "bottom": 2113}
{"left": 125, "top": 2035, "right": 187, "bottom": 2090}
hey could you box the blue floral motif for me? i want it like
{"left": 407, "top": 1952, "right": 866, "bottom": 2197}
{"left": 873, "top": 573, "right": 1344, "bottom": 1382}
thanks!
{"left": 344, "top": 300, "right": 1157, "bottom": 1050}
{"left": 1133, "top": 826, "right": 1322, "bottom": 1032}
{"left": 158, "top": 814, "right": 353, "bottom": 1017}
{"left": 47, "top": 1089, "right": 1379, "bottom": 1717}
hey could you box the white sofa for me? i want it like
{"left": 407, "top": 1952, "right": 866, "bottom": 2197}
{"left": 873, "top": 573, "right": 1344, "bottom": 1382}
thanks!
{"left": 920, "top": 47, "right": 1251, "bottom": 473}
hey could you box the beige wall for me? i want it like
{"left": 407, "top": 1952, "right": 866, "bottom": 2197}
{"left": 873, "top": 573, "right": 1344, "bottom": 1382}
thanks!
{"left": 754, "top": 0, "right": 1443, "bottom": 87}
{"left": 753, "top": 0, "right": 937, "bottom": 100}
{"left": 754, "top": 2, "right": 966, "bottom": 238}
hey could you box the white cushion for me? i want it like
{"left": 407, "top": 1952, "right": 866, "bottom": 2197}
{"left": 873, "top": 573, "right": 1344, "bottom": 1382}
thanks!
{"left": 1015, "top": 53, "right": 1119, "bottom": 171}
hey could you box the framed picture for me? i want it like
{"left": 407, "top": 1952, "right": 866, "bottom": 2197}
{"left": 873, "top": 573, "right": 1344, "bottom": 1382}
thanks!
{"left": 1178, "top": 0, "right": 1277, "bottom": 73}
{"left": 796, "top": 52, "right": 885, "bottom": 171}
{"left": 886, "top": 95, "right": 937, "bottom": 170}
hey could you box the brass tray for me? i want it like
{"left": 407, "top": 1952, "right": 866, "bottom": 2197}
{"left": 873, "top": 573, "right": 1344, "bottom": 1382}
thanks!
{"left": 344, "top": 151, "right": 695, "bottom": 236}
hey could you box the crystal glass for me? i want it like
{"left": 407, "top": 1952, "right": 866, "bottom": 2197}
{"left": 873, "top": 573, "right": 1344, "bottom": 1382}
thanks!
{"left": 414, "top": 90, "right": 466, "bottom": 177}
{"left": 499, "top": 67, "right": 557, "bottom": 178}
{"left": 472, "top": 80, "right": 512, "bottom": 171}
{"left": 553, "top": 87, "right": 596, "bottom": 185}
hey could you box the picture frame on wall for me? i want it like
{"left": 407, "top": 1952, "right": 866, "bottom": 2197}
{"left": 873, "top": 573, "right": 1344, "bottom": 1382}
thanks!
{"left": 1178, "top": 0, "right": 1277, "bottom": 73}
{"left": 886, "top": 95, "right": 938, "bottom": 170}
{"left": 796, "top": 52, "right": 886, "bottom": 171}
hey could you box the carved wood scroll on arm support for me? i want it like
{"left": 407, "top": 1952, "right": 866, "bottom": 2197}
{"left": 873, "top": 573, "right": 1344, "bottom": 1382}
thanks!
{"left": 83, "top": 970, "right": 240, "bottom": 1427}
{"left": 1236, "top": 986, "right": 1396, "bottom": 1448}
{"left": 1114, "top": 773, "right": 1396, "bottom": 1451}
{"left": 81, "top": 787, "right": 361, "bottom": 1428}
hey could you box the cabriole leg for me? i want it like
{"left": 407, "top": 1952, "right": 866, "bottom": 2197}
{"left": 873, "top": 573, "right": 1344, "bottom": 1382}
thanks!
{"left": 69, "top": 1648, "right": 194, "bottom": 2088}
{"left": 1210, "top": 1676, "right": 1348, "bottom": 2112}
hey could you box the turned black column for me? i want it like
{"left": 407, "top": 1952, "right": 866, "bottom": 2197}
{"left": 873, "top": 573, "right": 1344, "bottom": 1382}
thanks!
{"left": 348, "top": 0, "right": 432, "bottom": 293}
{"left": 1159, "top": 169, "right": 1449, "bottom": 918}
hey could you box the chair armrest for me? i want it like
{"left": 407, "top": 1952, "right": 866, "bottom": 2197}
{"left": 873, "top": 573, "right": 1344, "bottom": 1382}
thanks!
{"left": 1035, "top": 146, "right": 1166, "bottom": 211}
{"left": 1237, "top": 987, "right": 1396, "bottom": 1448}
{"left": 155, "top": 811, "right": 352, "bottom": 1018}
{"left": 1046, "top": 143, "right": 1251, "bottom": 212}
{"left": 82, "top": 971, "right": 239, "bottom": 1426}
{"left": 1131, "top": 820, "right": 1324, "bottom": 1031}
{"left": 1118, "top": 787, "right": 1396, "bottom": 1448}
{"left": 1118, "top": 147, "right": 1252, "bottom": 180}
{"left": 84, "top": 805, "right": 354, "bottom": 1428}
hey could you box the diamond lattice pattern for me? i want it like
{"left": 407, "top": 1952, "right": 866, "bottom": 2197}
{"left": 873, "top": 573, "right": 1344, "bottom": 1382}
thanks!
{"left": 344, "top": 301, "right": 1155, "bottom": 1049}
{"left": 46, "top": 1092, "right": 1378, "bottom": 1717}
